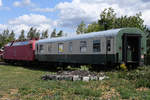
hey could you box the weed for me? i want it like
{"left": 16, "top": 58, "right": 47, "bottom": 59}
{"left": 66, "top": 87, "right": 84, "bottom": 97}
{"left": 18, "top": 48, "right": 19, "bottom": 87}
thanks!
{"left": 120, "top": 63, "right": 127, "bottom": 71}
{"left": 117, "top": 87, "right": 136, "bottom": 99}
{"left": 1, "top": 65, "right": 150, "bottom": 99}
{"left": 74, "top": 87, "right": 101, "bottom": 97}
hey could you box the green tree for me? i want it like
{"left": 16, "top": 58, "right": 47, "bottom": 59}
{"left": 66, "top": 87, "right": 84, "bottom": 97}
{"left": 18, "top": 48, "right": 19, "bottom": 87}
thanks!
{"left": 114, "top": 13, "right": 146, "bottom": 31}
{"left": 3, "top": 29, "right": 9, "bottom": 43}
{"left": 84, "top": 8, "right": 147, "bottom": 33}
{"left": 98, "top": 7, "right": 116, "bottom": 30}
{"left": 85, "top": 22, "right": 101, "bottom": 33}
{"left": 35, "top": 30, "right": 40, "bottom": 39}
{"left": 9, "top": 30, "right": 15, "bottom": 41}
{"left": 51, "top": 29, "right": 56, "bottom": 38}
{"left": 27, "top": 27, "right": 38, "bottom": 39}
{"left": 146, "top": 29, "right": 150, "bottom": 55}
{"left": 27, "top": 27, "right": 33, "bottom": 39}
{"left": 19, "top": 30, "right": 25, "bottom": 41}
{"left": 41, "top": 29, "right": 49, "bottom": 39}
{"left": 57, "top": 30, "right": 63, "bottom": 37}
{"left": 76, "top": 21, "right": 86, "bottom": 34}
{"left": 3, "top": 29, "right": 9, "bottom": 41}
{"left": 0, "top": 34, "right": 3, "bottom": 48}
{"left": 0, "top": 29, "right": 10, "bottom": 48}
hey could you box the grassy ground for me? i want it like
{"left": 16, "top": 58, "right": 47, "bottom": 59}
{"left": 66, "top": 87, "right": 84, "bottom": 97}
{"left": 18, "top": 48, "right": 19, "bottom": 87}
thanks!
{"left": 0, "top": 64, "right": 150, "bottom": 100}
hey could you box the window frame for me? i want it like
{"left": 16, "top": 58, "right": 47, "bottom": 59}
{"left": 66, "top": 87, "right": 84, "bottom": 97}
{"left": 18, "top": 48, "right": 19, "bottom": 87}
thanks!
{"left": 69, "top": 42, "right": 73, "bottom": 52}
{"left": 93, "top": 40, "right": 101, "bottom": 53}
{"left": 58, "top": 43, "right": 64, "bottom": 53}
{"left": 106, "top": 39, "right": 111, "bottom": 52}
{"left": 80, "top": 41, "right": 87, "bottom": 53}
{"left": 48, "top": 44, "right": 51, "bottom": 53}
{"left": 36, "top": 44, "right": 38, "bottom": 52}
{"left": 39, "top": 44, "right": 44, "bottom": 53}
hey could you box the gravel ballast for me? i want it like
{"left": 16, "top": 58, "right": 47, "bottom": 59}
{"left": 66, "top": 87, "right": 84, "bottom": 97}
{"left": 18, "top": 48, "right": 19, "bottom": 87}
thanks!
{"left": 41, "top": 70, "right": 108, "bottom": 81}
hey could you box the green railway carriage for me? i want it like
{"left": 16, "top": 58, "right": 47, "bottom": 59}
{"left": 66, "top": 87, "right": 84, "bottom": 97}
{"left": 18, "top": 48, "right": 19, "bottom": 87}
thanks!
{"left": 35, "top": 28, "right": 146, "bottom": 67}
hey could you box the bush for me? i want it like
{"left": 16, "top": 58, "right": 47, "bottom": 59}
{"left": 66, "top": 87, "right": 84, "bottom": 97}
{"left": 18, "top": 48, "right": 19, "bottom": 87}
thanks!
{"left": 117, "top": 67, "right": 150, "bottom": 88}
{"left": 120, "top": 64, "right": 127, "bottom": 71}
{"left": 135, "top": 72, "right": 150, "bottom": 88}
{"left": 74, "top": 87, "right": 101, "bottom": 97}
{"left": 117, "top": 87, "right": 136, "bottom": 99}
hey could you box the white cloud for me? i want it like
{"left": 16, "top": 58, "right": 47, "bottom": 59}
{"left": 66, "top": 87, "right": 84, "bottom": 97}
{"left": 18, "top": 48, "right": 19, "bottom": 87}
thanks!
{"left": 142, "top": 10, "right": 150, "bottom": 25}
{"left": 0, "top": 0, "right": 2, "bottom": 6}
{"left": 31, "top": 0, "right": 150, "bottom": 29}
{"left": 54, "top": 0, "right": 119, "bottom": 28}
{"left": 0, "top": 14, "right": 56, "bottom": 37}
{"left": 8, "top": 14, "right": 52, "bottom": 25}
{"left": 10, "top": 24, "right": 31, "bottom": 36}
{"left": 1, "top": 0, "right": 150, "bottom": 37}
{"left": 0, "top": 24, "right": 8, "bottom": 30}
{"left": 0, "top": 7, "right": 11, "bottom": 11}
{"left": 0, "top": 0, "right": 10, "bottom": 10}
{"left": 32, "top": 8, "right": 55, "bottom": 12}
{"left": 0, "top": 24, "right": 53, "bottom": 38}
{"left": 35, "top": 24, "right": 52, "bottom": 31}
{"left": 13, "top": 0, "right": 34, "bottom": 7}
{"left": 13, "top": 1, "right": 20, "bottom": 7}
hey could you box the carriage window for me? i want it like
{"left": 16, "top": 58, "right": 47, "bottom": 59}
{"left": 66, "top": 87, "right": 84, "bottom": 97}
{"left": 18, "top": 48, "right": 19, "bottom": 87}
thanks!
{"left": 107, "top": 40, "right": 111, "bottom": 52}
{"left": 58, "top": 43, "right": 64, "bottom": 53}
{"left": 39, "top": 45, "right": 44, "bottom": 53}
{"left": 93, "top": 40, "right": 101, "bottom": 52}
{"left": 80, "top": 41, "right": 87, "bottom": 52}
{"left": 36, "top": 44, "right": 38, "bottom": 52}
{"left": 48, "top": 44, "right": 51, "bottom": 52}
{"left": 69, "top": 42, "right": 72, "bottom": 52}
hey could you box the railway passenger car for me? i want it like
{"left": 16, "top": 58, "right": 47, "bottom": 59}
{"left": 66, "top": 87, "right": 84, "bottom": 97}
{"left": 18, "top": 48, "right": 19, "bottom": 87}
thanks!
{"left": 3, "top": 40, "right": 36, "bottom": 63}
{"left": 35, "top": 28, "right": 146, "bottom": 67}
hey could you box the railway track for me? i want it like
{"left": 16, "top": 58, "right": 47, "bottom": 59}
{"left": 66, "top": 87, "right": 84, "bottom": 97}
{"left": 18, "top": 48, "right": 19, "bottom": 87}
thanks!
{"left": 0, "top": 62, "right": 8, "bottom": 65}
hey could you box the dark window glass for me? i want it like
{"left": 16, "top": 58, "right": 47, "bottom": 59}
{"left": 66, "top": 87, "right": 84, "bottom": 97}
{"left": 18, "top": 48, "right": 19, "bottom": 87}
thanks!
{"left": 107, "top": 40, "right": 111, "bottom": 51}
{"left": 48, "top": 44, "right": 51, "bottom": 52}
{"left": 36, "top": 45, "right": 38, "bottom": 52}
{"left": 80, "top": 41, "right": 87, "bottom": 52}
{"left": 39, "top": 45, "right": 44, "bottom": 53}
{"left": 69, "top": 42, "right": 72, "bottom": 52}
{"left": 93, "top": 40, "right": 101, "bottom": 52}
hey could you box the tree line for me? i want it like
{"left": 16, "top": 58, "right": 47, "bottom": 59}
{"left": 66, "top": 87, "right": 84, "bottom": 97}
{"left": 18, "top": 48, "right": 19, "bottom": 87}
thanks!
{"left": 76, "top": 8, "right": 150, "bottom": 54}
{"left": 0, "top": 7, "right": 150, "bottom": 53}
{"left": 76, "top": 8, "right": 149, "bottom": 34}
{"left": 0, "top": 27, "right": 64, "bottom": 48}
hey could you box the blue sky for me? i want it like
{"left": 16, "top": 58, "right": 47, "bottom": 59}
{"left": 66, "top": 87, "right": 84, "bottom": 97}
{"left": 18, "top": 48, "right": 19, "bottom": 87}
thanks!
{"left": 0, "top": 0, "right": 65, "bottom": 23}
{"left": 0, "top": 0, "right": 150, "bottom": 37}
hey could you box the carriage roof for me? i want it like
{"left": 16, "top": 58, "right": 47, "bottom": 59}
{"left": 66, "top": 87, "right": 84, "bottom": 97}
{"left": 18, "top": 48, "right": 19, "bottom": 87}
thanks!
{"left": 5, "top": 40, "right": 35, "bottom": 47}
{"left": 36, "top": 28, "right": 144, "bottom": 44}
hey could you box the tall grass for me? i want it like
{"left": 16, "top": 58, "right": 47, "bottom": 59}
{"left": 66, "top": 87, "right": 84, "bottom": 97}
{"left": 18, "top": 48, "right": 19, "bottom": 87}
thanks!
{"left": 0, "top": 64, "right": 150, "bottom": 99}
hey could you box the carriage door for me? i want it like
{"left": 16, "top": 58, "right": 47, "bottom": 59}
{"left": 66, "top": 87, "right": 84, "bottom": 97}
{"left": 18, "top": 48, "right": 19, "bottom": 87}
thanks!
{"left": 122, "top": 34, "right": 141, "bottom": 64}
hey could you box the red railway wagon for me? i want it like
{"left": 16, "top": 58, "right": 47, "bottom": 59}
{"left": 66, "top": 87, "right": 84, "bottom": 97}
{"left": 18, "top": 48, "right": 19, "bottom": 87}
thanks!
{"left": 0, "top": 50, "right": 3, "bottom": 55}
{"left": 3, "top": 40, "right": 36, "bottom": 62}
{"left": 0, "top": 49, "right": 3, "bottom": 60}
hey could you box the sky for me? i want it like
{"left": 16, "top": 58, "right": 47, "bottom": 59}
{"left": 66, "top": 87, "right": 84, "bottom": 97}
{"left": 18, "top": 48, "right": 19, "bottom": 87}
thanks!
{"left": 0, "top": 0, "right": 150, "bottom": 37}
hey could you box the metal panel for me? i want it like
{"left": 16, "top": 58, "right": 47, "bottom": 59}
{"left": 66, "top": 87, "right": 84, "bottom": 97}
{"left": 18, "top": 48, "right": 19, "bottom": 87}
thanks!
{"left": 36, "top": 28, "right": 121, "bottom": 44}
{"left": 36, "top": 54, "right": 117, "bottom": 65}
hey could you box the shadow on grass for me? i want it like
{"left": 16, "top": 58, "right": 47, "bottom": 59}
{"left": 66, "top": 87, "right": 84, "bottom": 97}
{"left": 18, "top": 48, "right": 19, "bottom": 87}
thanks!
{"left": 0, "top": 61, "right": 139, "bottom": 72}
{"left": 0, "top": 62, "right": 63, "bottom": 72}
